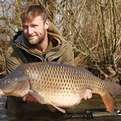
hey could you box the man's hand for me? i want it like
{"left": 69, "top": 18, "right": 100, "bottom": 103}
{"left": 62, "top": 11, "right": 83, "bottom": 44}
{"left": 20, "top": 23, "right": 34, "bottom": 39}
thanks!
{"left": 81, "top": 89, "right": 92, "bottom": 100}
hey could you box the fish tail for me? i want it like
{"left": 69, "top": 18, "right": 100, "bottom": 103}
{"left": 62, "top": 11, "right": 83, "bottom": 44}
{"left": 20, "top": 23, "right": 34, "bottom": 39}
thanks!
{"left": 101, "top": 92, "right": 115, "bottom": 112}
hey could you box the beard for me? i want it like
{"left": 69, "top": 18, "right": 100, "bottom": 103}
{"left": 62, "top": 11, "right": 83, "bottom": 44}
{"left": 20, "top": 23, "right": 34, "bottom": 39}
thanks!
{"left": 27, "top": 31, "right": 46, "bottom": 45}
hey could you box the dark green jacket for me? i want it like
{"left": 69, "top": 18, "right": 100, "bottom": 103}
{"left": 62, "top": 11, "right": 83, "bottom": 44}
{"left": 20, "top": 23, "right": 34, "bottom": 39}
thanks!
{"left": 6, "top": 31, "right": 74, "bottom": 73}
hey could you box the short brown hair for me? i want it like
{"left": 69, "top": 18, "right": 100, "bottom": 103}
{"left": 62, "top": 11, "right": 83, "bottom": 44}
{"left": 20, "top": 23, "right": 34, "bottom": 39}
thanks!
{"left": 21, "top": 4, "right": 48, "bottom": 23}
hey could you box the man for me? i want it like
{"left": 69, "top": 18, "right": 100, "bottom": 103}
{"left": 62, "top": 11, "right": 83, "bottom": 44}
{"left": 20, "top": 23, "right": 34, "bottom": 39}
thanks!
{"left": 6, "top": 4, "right": 75, "bottom": 114}
{"left": 7, "top": 4, "right": 74, "bottom": 71}
{"left": 5, "top": 4, "right": 92, "bottom": 115}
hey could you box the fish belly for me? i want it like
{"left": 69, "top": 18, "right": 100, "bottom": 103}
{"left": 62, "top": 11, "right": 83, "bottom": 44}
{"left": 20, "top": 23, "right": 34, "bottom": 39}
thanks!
{"left": 40, "top": 91, "right": 81, "bottom": 107}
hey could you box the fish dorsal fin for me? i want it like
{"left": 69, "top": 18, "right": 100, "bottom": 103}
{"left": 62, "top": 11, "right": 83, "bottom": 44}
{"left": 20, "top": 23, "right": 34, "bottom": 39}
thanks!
{"left": 27, "top": 90, "right": 66, "bottom": 113}
{"left": 101, "top": 92, "right": 115, "bottom": 112}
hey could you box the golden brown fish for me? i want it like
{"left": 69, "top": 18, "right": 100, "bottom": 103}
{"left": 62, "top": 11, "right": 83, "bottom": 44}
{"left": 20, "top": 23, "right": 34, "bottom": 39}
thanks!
{"left": 0, "top": 62, "right": 121, "bottom": 113}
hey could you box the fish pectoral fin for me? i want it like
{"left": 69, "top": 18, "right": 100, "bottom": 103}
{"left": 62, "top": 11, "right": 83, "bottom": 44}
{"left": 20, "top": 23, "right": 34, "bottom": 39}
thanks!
{"left": 49, "top": 101, "right": 66, "bottom": 113}
{"left": 28, "top": 90, "right": 45, "bottom": 104}
{"left": 101, "top": 92, "right": 115, "bottom": 112}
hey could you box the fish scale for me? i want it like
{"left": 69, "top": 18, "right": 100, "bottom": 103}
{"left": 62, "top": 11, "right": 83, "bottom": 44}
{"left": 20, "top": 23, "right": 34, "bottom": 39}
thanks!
{"left": 25, "top": 63, "right": 113, "bottom": 93}
{"left": 0, "top": 62, "right": 121, "bottom": 113}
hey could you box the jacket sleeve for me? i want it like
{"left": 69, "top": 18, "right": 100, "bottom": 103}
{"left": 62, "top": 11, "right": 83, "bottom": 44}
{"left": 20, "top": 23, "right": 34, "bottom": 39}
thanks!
{"left": 3, "top": 46, "right": 22, "bottom": 73}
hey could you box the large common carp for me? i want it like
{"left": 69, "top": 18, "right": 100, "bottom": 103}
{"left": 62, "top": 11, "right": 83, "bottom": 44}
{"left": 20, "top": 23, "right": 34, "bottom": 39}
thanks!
{"left": 0, "top": 62, "right": 121, "bottom": 113}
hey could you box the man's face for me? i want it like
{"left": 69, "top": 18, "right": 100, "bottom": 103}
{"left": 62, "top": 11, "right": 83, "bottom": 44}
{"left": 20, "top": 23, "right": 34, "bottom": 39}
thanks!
{"left": 22, "top": 16, "right": 49, "bottom": 45}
